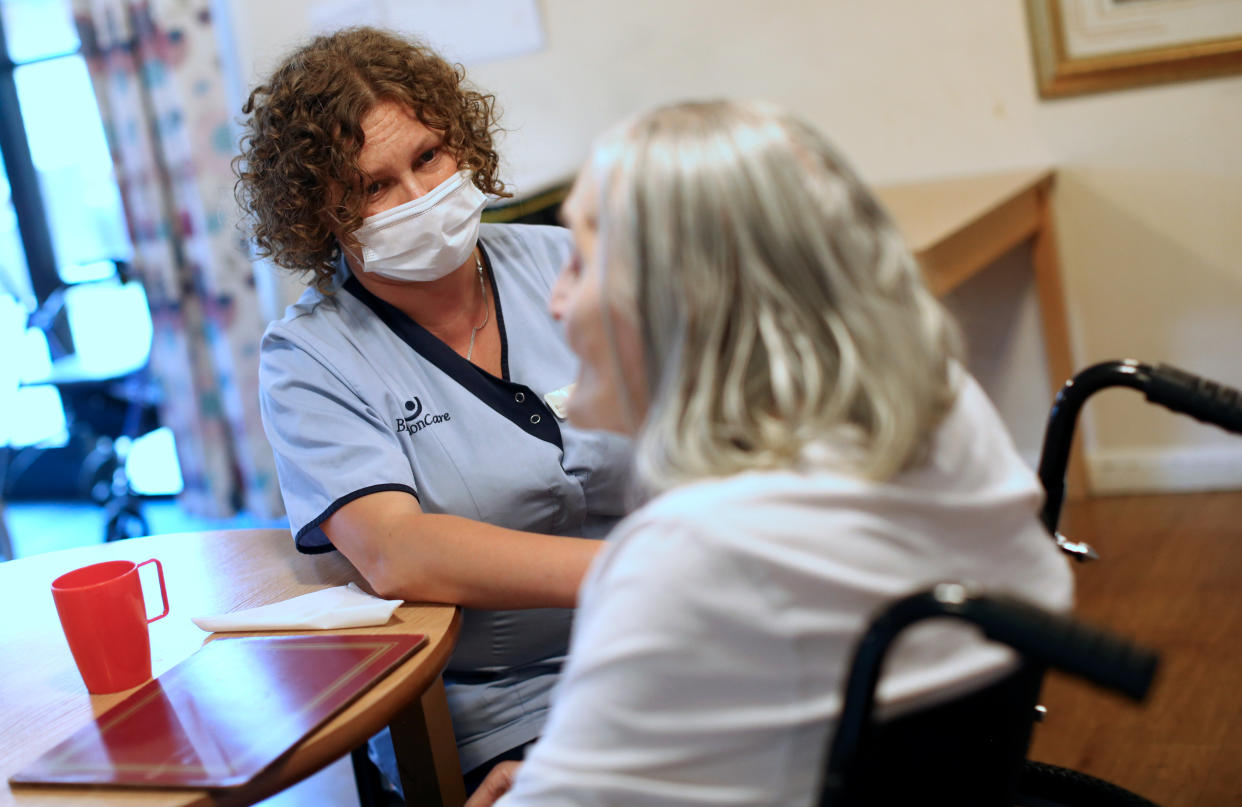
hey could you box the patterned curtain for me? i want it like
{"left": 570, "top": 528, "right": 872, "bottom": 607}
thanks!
{"left": 72, "top": 0, "right": 282, "bottom": 519}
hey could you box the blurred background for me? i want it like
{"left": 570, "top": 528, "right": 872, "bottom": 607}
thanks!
{"left": 1, "top": 0, "right": 1239, "bottom": 562}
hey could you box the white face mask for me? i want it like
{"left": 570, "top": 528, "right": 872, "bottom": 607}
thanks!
{"left": 351, "top": 170, "right": 488, "bottom": 282}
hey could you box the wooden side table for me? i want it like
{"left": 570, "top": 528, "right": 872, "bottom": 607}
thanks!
{"left": 0, "top": 528, "right": 464, "bottom": 807}
{"left": 877, "top": 168, "right": 1087, "bottom": 497}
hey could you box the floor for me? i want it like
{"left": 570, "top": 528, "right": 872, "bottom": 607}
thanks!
{"left": 6, "top": 491, "right": 1239, "bottom": 805}
{"left": 1026, "top": 490, "right": 1242, "bottom": 806}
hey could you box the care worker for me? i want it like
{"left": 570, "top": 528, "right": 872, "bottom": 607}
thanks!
{"left": 233, "top": 27, "right": 631, "bottom": 790}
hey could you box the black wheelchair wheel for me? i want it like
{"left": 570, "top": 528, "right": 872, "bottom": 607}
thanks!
{"left": 1016, "top": 761, "right": 1160, "bottom": 807}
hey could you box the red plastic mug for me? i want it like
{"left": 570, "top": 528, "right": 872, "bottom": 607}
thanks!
{"left": 51, "top": 559, "right": 170, "bottom": 694}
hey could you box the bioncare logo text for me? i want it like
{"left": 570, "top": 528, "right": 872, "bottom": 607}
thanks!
{"left": 396, "top": 396, "right": 451, "bottom": 435}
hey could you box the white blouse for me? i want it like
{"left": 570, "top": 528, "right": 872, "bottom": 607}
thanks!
{"left": 498, "top": 373, "right": 1074, "bottom": 806}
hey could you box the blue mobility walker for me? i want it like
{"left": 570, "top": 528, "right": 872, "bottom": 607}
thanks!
{"left": 820, "top": 360, "right": 1242, "bottom": 807}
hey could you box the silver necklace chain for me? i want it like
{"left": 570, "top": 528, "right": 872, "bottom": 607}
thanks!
{"left": 466, "top": 252, "right": 490, "bottom": 362}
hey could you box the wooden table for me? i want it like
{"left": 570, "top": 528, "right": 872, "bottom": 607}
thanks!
{"left": 876, "top": 168, "right": 1087, "bottom": 495}
{"left": 0, "top": 528, "right": 464, "bottom": 807}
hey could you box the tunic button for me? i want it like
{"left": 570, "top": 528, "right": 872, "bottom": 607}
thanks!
{"left": 515, "top": 392, "right": 526, "bottom": 403}
{"left": 530, "top": 414, "right": 541, "bottom": 425}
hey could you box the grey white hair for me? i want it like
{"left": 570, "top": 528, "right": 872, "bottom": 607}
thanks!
{"left": 587, "top": 100, "right": 963, "bottom": 491}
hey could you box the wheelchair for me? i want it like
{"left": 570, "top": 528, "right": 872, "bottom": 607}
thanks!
{"left": 821, "top": 359, "right": 1242, "bottom": 806}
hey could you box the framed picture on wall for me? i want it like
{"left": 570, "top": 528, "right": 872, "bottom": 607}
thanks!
{"left": 1025, "top": 0, "right": 1242, "bottom": 97}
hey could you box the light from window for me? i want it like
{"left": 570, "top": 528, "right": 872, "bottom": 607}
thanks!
{"left": 0, "top": 148, "right": 33, "bottom": 306}
{"left": 0, "top": 0, "right": 80, "bottom": 64}
{"left": 14, "top": 55, "right": 131, "bottom": 283}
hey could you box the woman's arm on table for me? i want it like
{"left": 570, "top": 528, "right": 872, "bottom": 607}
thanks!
{"left": 323, "top": 490, "right": 603, "bottom": 608}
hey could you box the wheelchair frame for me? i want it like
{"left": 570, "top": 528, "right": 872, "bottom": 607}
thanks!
{"left": 821, "top": 359, "right": 1242, "bottom": 806}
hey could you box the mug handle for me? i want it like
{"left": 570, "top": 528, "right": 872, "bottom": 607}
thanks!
{"left": 136, "top": 558, "right": 170, "bottom": 623}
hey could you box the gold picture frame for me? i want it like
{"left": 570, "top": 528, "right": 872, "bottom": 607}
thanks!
{"left": 1025, "top": 0, "right": 1242, "bottom": 98}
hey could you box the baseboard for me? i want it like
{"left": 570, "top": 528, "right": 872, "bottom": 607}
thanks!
{"left": 1086, "top": 445, "right": 1242, "bottom": 494}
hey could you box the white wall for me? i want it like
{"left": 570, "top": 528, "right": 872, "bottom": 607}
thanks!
{"left": 223, "top": 0, "right": 1242, "bottom": 492}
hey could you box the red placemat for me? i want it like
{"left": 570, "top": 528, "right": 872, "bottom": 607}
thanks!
{"left": 11, "top": 633, "right": 427, "bottom": 789}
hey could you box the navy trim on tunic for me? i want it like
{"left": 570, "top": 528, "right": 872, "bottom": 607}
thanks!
{"left": 295, "top": 483, "right": 420, "bottom": 551}
{"left": 341, "top": 247, "right": 564, "bottom": 451}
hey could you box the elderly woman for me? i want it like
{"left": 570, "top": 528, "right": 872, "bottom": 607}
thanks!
{"left": 234, "top": 27, "right": 631, "bottom": 789}
{"left": 465, "top": 100, "right": 1074, "bottom": 806}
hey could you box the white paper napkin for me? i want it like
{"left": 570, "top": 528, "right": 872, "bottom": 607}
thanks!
{"left": 192, "top": 583, "right": 403, "bottom": 632}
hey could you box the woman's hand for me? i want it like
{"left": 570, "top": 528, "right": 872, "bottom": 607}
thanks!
{"left": 463, "top": 760, "right": 522, "bottom": 807}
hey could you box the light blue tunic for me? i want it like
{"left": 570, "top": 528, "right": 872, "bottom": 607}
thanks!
{"left": 259, "top": 223, "right": 632, "bottom": 771}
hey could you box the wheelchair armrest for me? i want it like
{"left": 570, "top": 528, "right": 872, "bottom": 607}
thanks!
{"left": 826, "top": 583, "right": 1159, "bottom": 803}
{"left": 965, "top": 590, "right": 1157, "bottom": 701}
{"left": 861, "top": 584, "right": 1158, "bottom": 702}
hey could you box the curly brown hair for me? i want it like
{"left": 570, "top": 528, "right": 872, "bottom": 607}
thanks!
{"left": 234, "top": 27, "right": 509, "bottom": 291}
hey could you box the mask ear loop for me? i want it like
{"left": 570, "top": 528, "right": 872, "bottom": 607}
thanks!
{"left": 338, "top": 237, "right": 366, "bottom": 275}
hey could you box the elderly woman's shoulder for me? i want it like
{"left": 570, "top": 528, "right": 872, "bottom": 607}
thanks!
{"left": 611, "top": 469, "right": 867, "bottom": 551}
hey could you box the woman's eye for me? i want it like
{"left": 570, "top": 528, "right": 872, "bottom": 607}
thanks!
{"left": 365, "top": 181, "right": 383, "bottom": 196}
{"left": 416, "top": 148, "right": 437, "bottom": 166}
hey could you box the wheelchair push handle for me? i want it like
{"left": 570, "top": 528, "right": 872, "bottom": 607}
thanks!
{"left": 1039, "top": 359, "right": 1242, "bottom": 535}
{"left": 1145, "top": 363, "right": 1242, "bottom": 435}
{"left": 970, "top": 594, "right": 1158, "bottom": 702}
